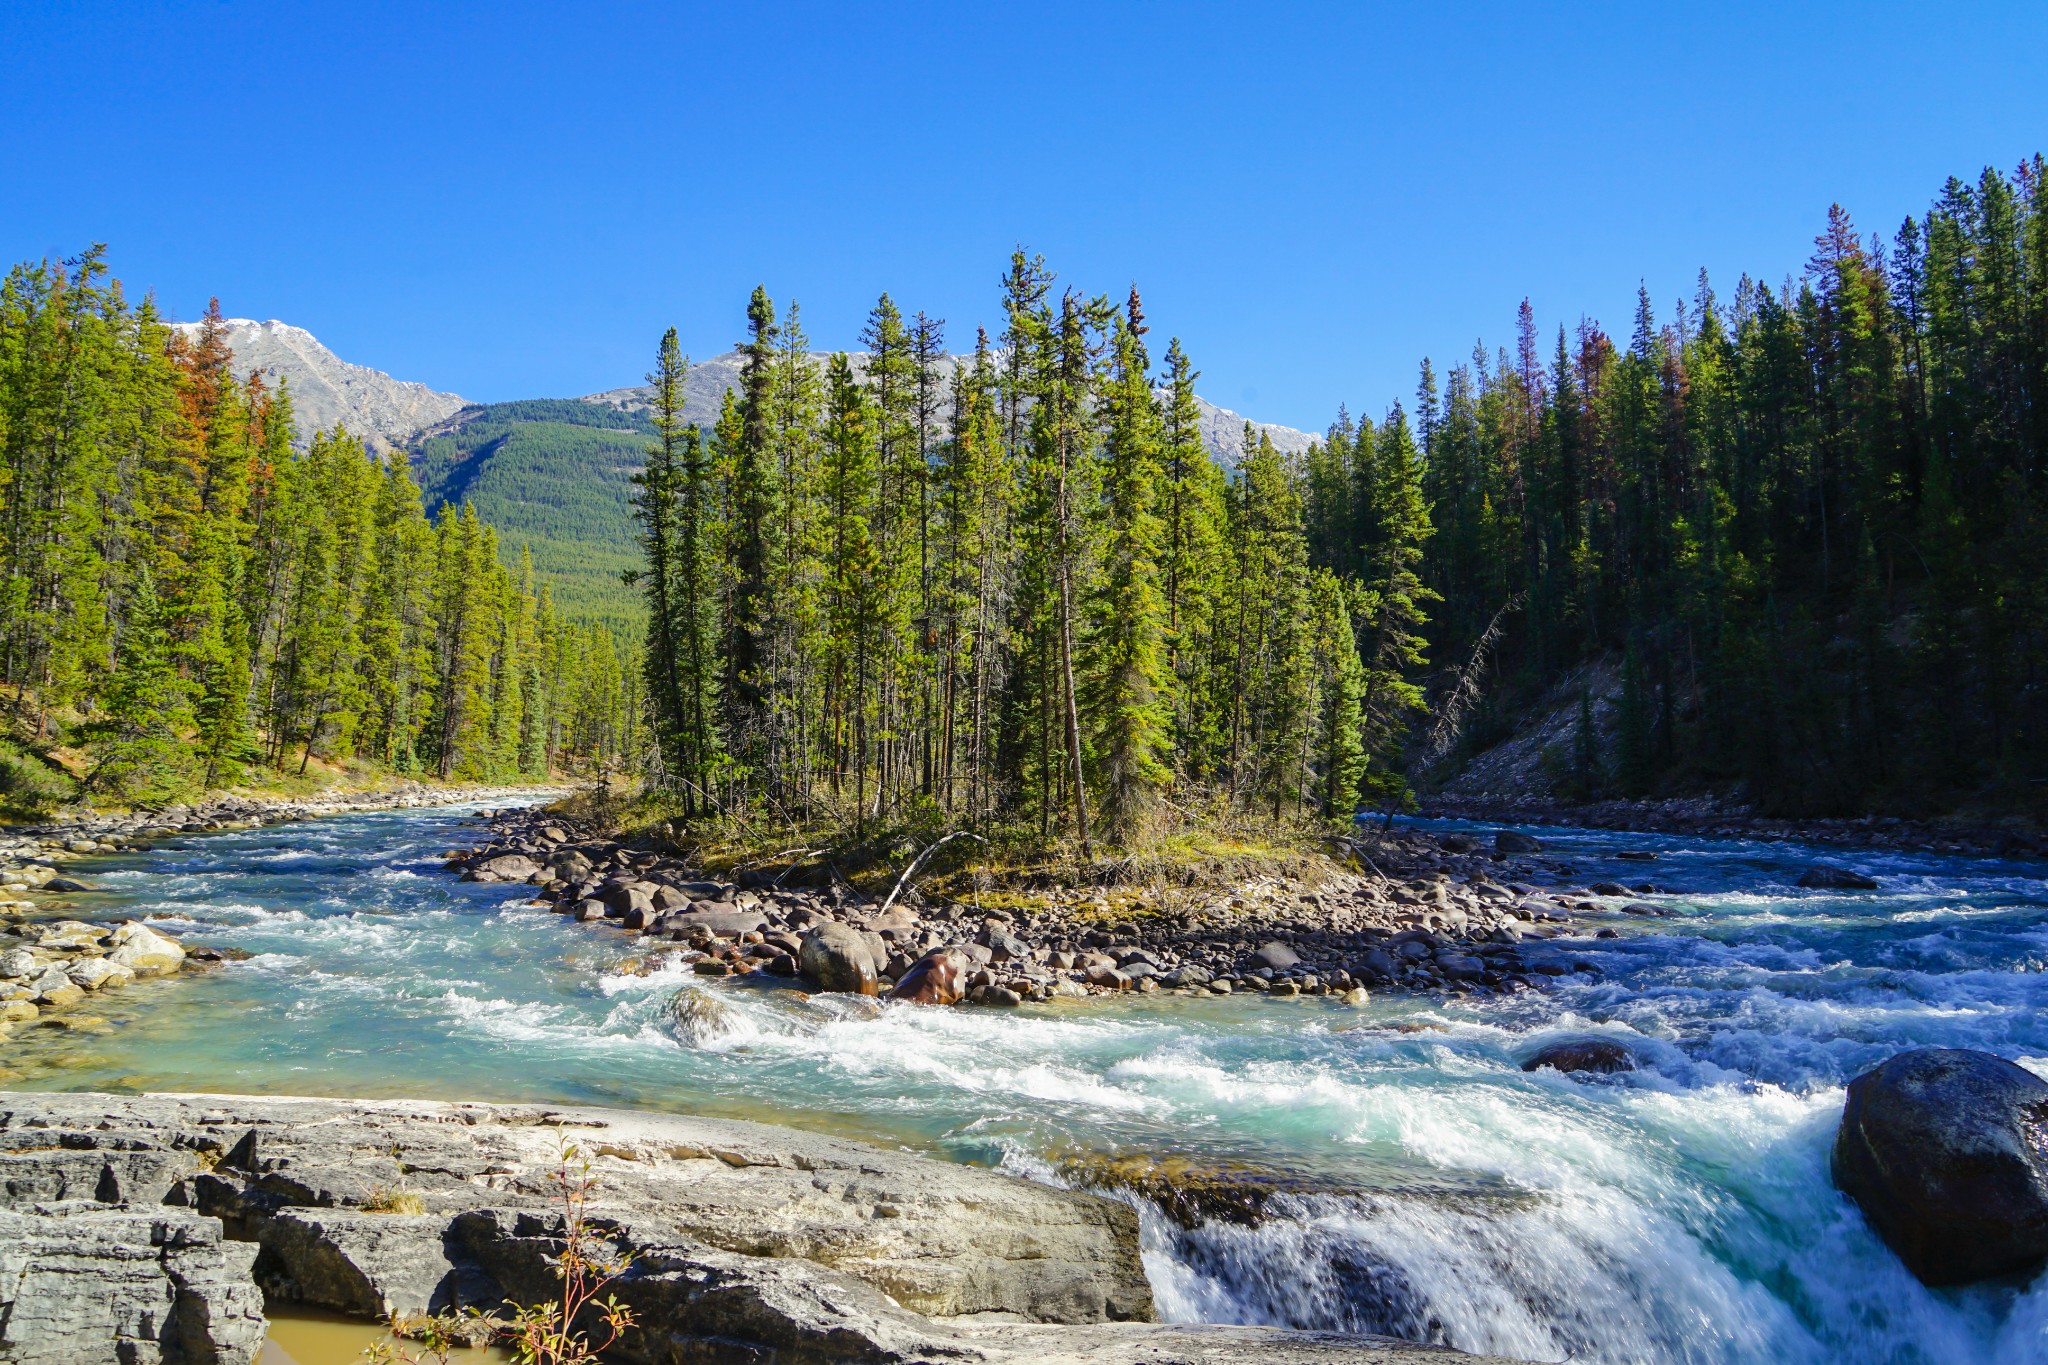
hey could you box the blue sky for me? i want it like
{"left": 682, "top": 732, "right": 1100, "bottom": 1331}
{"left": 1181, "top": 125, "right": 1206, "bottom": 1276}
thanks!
{"left": 5, "top": 1, "right": 2045, "bottom": 431}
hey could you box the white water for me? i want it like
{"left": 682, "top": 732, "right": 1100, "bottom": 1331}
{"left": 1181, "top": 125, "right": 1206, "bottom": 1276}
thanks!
{"left": 8, "top": 805, "right": 2048, "bottom": 1363}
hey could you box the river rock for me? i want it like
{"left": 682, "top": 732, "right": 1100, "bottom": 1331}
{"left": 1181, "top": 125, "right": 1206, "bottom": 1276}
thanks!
{"left": 1831, "top": 1047, "right": 2048, "bottom": 1285}
{"left": 42, "top": 876, "right": 94, "bottom": 893}
{"left": 603, "top": 884, "right": 657, "bottom": 920}
{"left": 666, "top": 988, "right": 744, "bottom": 1046}
{"left": 1493, "top": 830, "right": 1543, "bottom": 854}
{"left": 65, "top": 957, "right": 132, "bottom": 991}
{"left": 1522, "top": 1038, "right": 1635, "bottom": 1075}
{"left": 1436, "top": 954, "right": 1487, "bottom": 983}
{"left": 1798, "top": 863, "right": 1880, "bottom": 891}
{"left": 660, "top": 908, "right": 770, "bottom": 939}
{"left": 889, "top": 947, "right": 968, "bottom": 1005}
{"left": 1349, "top": 949, "right": 1398, "bottom": 984}
{"left": 28, "top": 969, "right": 83, "bottom": 1007}
{"left": 476, "top": 853, "right": 542, "bottom": 881}
{"left": 106, "top": 923, "right": 185, "bottom": 975}
{"left": 1249, "top": 941, "right": 1300, "bottom": 971}
{"left": 0, "top": 947, "right": 36, "bottom": 978}
{"left": 982, "top": 926, "right": 1032, "bottom": 963}
{"left": 798, "top": 922, "right": 879, "bottom": 995}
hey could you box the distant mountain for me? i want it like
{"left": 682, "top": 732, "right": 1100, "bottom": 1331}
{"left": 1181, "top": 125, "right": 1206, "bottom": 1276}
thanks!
{"left": 190, "top": 323, "right": 1317, "bottom": 623}
{"left": 169, "top": 318, "right": 466, "bottom": 456}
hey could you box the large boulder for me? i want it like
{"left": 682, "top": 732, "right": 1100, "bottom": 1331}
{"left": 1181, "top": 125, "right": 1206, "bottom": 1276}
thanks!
{"left": 1798, "top": 863, "right": 1879, "bottom": 891}
{"left": 667, "top": 988, "right": 745, "bottom": 1046}
{"left": 659, "top": 908, "right": 771, "bottom": 939}
{"left": 889, "top": 947, "right": 969, "bottom": 1005}
{"left": 1522, "top": 1039, "right": 1635, "bottom": 1076}
{"left": 798, "top": 922, "right": 880, "bottom": 995}
{"left": 1493, "top": 830, "right": 1544, "bottom": 854}
{"left": 475, "top": 853, "right": 542, "bottom": 881}
{"left": 106, "top": 923, "right": 185, "bottom": 976}
{"left": 1249, "top": 941, "right": 1300, "bottom": 972}
{"left": 1832, "top": 1048, "right": 2048, "bottom": 1285}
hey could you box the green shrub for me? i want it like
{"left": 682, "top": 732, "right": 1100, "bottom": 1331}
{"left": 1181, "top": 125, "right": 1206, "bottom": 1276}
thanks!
{"left": 0, "top": 740, "right": 74, "bottom": 819}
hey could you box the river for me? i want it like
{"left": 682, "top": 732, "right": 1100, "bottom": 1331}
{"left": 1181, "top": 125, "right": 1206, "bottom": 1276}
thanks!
{"left": 5, "top": 800, "right": 2047, "bottom": 1364}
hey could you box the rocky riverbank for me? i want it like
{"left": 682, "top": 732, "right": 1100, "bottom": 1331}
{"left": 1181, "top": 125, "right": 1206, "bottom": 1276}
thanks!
{"left": 447, "top": 806, "right": 1649, "bottom": 1007}
{"left": 1423, "top": 794, "right": 2047, "bottom": 860}
{"left": 0, "top": 783, "right": 563, "bottom": 1039}
{"left": 0, "top": 1091, "right": 1516, "bottom": 1364}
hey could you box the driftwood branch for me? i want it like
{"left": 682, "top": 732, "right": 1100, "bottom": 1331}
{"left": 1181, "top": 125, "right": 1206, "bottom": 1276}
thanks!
{"left": 878, "top": 831, "right": 988, "bottom": 918}
{"left": 1422, "top": 592, "right": 1526, "bottom": 765}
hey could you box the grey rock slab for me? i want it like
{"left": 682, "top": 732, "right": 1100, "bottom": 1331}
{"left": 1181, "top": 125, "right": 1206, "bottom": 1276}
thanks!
{"left": 2, "top": 1092, "right": 1151, "bottom": 1324}
{"left": 0, "top": 1092, "right": 1513, "bottom": 1364}
{"left": 0, "top": 1206, "right": 266, "bottom": 1365}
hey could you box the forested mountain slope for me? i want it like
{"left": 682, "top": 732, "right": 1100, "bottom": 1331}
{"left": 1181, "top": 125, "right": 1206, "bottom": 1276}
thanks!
{"left": 407, "top": 400, "right": 654, "bottom": 623}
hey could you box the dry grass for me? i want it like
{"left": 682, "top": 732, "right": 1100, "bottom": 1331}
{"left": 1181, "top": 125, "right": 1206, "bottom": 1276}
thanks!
{"left": 361, "top": 1186, "right": 427, "bottom": 1215}
{"left": 605, "top": 784, "right": 1362, "bottom": 915}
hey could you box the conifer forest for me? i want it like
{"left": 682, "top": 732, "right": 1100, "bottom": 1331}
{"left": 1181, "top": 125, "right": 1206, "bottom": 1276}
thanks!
{"left": 0, "top": 253, "right": 638, "bottom": 807}
{"left": 635, "top": 158, "right": 2048, "bottom": 837}
{"left": 3, "top": 159, "right": 2043, "bottom": 827}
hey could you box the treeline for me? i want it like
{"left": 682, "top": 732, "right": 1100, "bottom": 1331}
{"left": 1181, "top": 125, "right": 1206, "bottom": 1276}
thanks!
{"left": 1360, "top": 157, "right": 2048, "bottom": 814}
{"left": 634, "top": 264, "right": 1433, "bottom": 848}
{"left": 0, "top": 249, "right": 637, "bottom": 803}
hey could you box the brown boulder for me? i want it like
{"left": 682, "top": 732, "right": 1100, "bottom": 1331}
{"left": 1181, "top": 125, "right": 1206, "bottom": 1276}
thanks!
{"left": 890, "top": 948, "right": 969, "bottom": 1006}
{"left": 798, "top": 922, "right": 880, "bottom": 995}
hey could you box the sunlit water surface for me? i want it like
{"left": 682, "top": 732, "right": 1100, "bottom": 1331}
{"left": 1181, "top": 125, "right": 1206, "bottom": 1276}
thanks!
{"left": 7, "top": 803, "right": 2048, "bottom": 1364}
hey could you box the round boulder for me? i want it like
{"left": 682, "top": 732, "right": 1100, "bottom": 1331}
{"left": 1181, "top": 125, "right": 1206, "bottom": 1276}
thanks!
{"left": 889, "top": 948, "right": 969, "bottom": 1006}
{"left": 798, "top": 922, "right": 880, "bottom": 996}
{"left": 666, "top": 988, "right": 743, "bottom": 1046}
{"left": 1494, "top": 830, "right": 1544, "bottom": 854}
{"left": 1522, "top": 1038, "right": 1635, "bottom": 1076}
{"left": 1831, "top": 1047, "right": 2048, "bottom": 1285}
{"left": 1249, "top": 941, "right": 1300, "bottom": 972}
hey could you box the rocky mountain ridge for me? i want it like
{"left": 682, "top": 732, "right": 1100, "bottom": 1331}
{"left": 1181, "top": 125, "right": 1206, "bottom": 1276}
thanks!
{"left": 168, "top": 318, "right": 466, "bottom": 456}
{"left": 193, "top": 320, "right": 1315, "bottom": 465}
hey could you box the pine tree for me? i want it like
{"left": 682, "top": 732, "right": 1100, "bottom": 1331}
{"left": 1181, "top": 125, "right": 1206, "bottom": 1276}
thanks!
{"left": 1354, "top": 404, "right": 1435, "bottom": 813}
{"left": 1082, "top": 290, "right": 1172, "bottom": 844}
{"left": 84, "top": 566, "right": 194, "bottom": 800}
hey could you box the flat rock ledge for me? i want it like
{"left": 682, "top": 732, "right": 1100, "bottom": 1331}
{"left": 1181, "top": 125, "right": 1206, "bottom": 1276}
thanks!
{"left": 0, "top": 1092, "right": 1514, "bottom": 1365}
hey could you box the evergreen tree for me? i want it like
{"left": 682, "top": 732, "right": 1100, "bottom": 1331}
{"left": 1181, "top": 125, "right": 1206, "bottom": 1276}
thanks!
{"left": 1082, "top": 291, "right": 1172, "bottom": 844}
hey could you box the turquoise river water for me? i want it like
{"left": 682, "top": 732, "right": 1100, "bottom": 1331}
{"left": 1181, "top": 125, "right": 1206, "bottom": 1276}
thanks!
{"left": 6, "top": 799, "right": 2048, "bottom": 1365}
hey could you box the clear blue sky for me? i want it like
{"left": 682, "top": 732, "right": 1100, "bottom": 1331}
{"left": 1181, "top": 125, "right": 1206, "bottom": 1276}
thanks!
{"left": 5, "top": 1, "right": 2044, "bottom": 431}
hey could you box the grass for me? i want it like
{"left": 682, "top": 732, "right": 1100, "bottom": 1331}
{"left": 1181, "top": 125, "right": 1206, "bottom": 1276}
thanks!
{"left": 361, "top": 1186, "right": 427, "bottom": 1215}
{"left": 572, "top": 780, "right": 1362, "bottom": 913}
